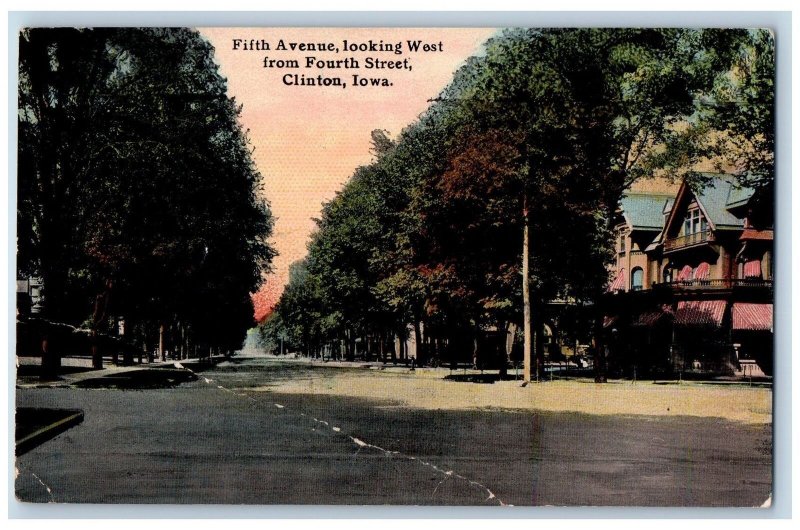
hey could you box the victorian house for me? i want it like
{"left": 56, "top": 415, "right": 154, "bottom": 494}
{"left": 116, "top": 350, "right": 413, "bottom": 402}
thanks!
{"left": 604, "top": 173, "right": 773, "bottom": 377}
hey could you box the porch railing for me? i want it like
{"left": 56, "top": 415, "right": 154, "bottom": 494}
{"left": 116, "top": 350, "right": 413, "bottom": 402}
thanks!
{"left": 654, "top": 278, "right": 773, "bottom": 290}
{"left": 664, "top": 230, "right": 714, "bottom": 252}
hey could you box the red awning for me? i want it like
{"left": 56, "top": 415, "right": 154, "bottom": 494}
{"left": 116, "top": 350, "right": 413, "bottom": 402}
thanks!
{"left": 603, "top": 315, "right": 618, "bottom": 328}
{"left": 732, "top": 303, "right": 772, "bottom": 331}
{"left": 743, "top": 260, "right": 762, "bottom": 279}
{"left": 675, "top": 300, "right": 726, "bottom": 327}
{"left": 608, "top": 269, "right": 626, "bottom": 292}
{"left": 694, "top": 262, "right": 710, "bottom": 280}
{"left": 632, "top": 312, "right": 664, "bottom": 327}
{"left": 677, "top": 265, "right": 693, "bottom": 282}
{"left": 740, "top": 228, "right": 773, "bottom": 241}
{"left": 632, "top": 305, "right": 674, "bottom": 327}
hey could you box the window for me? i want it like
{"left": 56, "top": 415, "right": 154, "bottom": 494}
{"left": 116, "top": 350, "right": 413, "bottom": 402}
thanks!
{"left": 631, "top": 268, "right": 644, "bottom": 291}
{"left": 683, "top": 208, "right": 705, "bottom": 235}
{"left": 663, "top": 266, "right": 672, "bottom": 284}
{"left": 619, "top": 232, "right": 626, "bottom": 254}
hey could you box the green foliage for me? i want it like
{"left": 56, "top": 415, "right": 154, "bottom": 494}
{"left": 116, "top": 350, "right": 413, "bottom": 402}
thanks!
{"left": 641, "top": 29, "right": 774, "bottom": 189}
{"left": 269, "top": 28, "right": 773, "bottom": 360}
{"left": 18, "top": 28, "right": 275, "bottom": 352}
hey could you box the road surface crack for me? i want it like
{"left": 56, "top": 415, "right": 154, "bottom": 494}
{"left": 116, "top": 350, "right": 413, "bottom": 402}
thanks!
{"left": 306, "top": 413, "right": 509, "bottom": 506}
{"left": 184, "top": 362, "right": 509, "bottom": 506}
{"left": 432, "top": 470, "right": 453, "bottom": 497}
{"left": 31, "top": 472, "right": 55, "bottom": 502}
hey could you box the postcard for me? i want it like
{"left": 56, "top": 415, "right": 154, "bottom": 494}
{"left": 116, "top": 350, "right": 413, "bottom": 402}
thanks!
{"left": 14, "top": 25, "right": 775, "bottom": 508}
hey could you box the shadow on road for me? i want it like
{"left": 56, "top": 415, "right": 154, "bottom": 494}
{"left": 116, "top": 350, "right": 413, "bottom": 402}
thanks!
{"left": 443, "top": 373, "right": 527, "bottom": 384}
{"left": 73, "top": 369, "right": 197, "bottom": 389}
{"left": 17, "top": 364, "right": 98, "bottom": 381}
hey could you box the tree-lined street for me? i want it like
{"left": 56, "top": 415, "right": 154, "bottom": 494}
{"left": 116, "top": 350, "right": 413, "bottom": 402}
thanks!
{"left": 15, "top": 26, "right": 775, "bottom": 509}
{"left": 261, "top": 28, "right": 774, "bottom": 382}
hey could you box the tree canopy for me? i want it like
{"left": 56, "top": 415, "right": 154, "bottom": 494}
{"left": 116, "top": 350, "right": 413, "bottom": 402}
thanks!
{"left": 260, "top": 28, "right": 773, "bottom": 371}
{"left": 18, "top": 28, "right": 275, "bottom": 354}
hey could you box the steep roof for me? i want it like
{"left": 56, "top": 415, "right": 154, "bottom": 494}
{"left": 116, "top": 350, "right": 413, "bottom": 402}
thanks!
{"left": 620, "top": 194, "right": 674, "bottom": 230}
{"left": 725, "top": 180, "right": 757, "bottom": 210}
{"left": 663, "top": 198, "right": 674, "bottom": 215}
{"left": 693, "top": 174, "right": 754, "bottom": 229}
{"left": 645, "top": 173, "right": 754, "bottom": 251}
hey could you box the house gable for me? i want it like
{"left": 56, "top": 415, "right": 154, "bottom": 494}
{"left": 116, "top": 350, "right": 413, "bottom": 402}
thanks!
{"left": 697, "top": 175, "right": 751, "bottom": 229}
{"left": 661, "top": 180, "right": 697, "bottom": 239}
{"left": 661, "top": 174, "right": 750, "bottom": 241}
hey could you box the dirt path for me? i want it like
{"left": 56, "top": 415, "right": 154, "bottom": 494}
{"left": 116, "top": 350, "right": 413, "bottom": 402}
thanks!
{"left": 243, "top": 361, "right": 772, "bottom": 424}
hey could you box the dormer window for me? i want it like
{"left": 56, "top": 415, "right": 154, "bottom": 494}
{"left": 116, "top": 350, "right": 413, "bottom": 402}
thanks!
{"left": 683, "top": 208, "right": 707, "bottom": 236}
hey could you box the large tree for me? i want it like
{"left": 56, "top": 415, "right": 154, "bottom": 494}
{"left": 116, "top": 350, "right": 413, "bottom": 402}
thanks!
{"left": 266, "top": 28, "right": 773, "bottom": 382}
{"left": 18, "top": 28, "right": 275, "bottom": 361}
{"left": 398, "top": 28, "right": 754, "bottom": 381}
{"left": 647, "top": 29, "right": 774, "bottom": 189}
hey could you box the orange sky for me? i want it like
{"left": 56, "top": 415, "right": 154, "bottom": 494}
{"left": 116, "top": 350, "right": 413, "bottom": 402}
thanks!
{"left": 199, "top": 28, "right": 497, "bottom": 319}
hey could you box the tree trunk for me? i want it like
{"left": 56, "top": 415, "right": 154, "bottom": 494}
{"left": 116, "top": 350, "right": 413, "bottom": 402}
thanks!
{"left": 346, "top": 329, "right": 355, "bottom": 361}
{"left": 397, "top": 330, "right": 404, "bottom": 362}
{"left": 413, "top": 320, "right": 422, "bottom": 364}
{"left": 473, "top": 328, "right": 480, "bottom": 371}
{"left": 159, "top": 323, "right": 166, "bottom": 362}
{"left": 522, "top": 197, "right": 533, "bottom": 383}
{"left": 91, "top": 282, "right": 112, "bottom": 369}
{"left": 499, "top": 320, "right": 508, "bottom": 378}
{"left": 180, "top": 323, "right": 187, "bottom": 360}
{"left": 38, "top": 223, "right": 70, "bottom": 323}
{"left": 535, "top": 312, "right": 545, "bottom": 381}
{"left": 594, "top": 315, "right": 607, "bottom": 383}
{"left": 404, "top": 331, "right": 409, "bottom": 362}
{"left": 593, "top": 185, "right": 626, "bottom": 383}
{"left": 40, "top": 332, "right": 60, "bottom": 380}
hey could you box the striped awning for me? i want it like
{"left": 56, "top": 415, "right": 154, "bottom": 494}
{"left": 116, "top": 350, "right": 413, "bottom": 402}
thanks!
{"left": 740, "top": 228, "right": 773, "bottom": 241}
{"left": 732, "top": 303, "right": 772, "bottom": 331}
{"left": 632, "top": 305, "right": 674, "bottom": 327}
{"left": 632, "top": 312, "right": 665, "bottom": 327}
{"left": 677, "top": 265, "right": 694, "bottom": 282}
{"left": 603, "top": 315, "right": 618, "bottom": 328}
{"left": 743, "top": 260, "right": 762, "bottom": 279}
{"left": 608, "top": 269, "right": 626, "bottom": 292}
{"left": 694, "top": 262, "right": 710, "bottom": 280}
{"left": 674, "top": 300, "right": 726, "bottom": 327}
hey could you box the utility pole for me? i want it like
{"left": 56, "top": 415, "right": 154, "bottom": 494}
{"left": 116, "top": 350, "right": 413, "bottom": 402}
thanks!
{"left": 522, "top": 195, "right": 532, "bottom": 383}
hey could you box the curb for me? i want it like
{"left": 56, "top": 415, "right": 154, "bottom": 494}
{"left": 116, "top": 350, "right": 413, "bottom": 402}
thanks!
{"left": 16, "top": 409, "right": 85, "bottom": 456}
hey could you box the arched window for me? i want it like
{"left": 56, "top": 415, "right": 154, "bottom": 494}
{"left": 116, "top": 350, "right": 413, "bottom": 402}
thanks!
{"left": 631, "top": 267, "right": 644, "bottom": 291}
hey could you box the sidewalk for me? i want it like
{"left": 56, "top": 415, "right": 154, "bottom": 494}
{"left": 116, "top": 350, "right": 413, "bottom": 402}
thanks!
{"left": 15, "top": 355, "right": 227, "bottom": 389}
{"left": 250, "top": 355, "right": 771, "bottom": 388}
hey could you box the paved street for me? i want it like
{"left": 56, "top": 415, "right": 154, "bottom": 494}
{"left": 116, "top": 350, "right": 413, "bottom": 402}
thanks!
{"left": 15, "top": 356, "right": 771, "bottom": 506}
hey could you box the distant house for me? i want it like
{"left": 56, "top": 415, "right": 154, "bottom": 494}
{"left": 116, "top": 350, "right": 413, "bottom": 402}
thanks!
{"left": 16, "top": 276, "right": 43, "bottom": 317}
{"left": 605, "top": 174, "right": 773, "bottom": 377}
